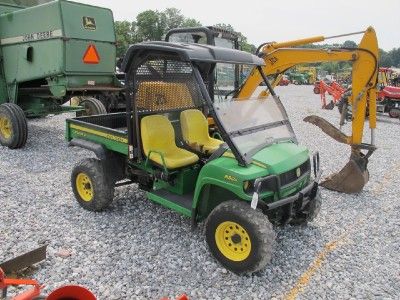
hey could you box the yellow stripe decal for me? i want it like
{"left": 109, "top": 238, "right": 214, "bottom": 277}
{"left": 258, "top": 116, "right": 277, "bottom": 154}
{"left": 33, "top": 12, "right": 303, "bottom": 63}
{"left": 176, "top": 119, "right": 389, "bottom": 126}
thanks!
{"left": 222, "top": 151, "right": 268, "bottom": 169}
{"left": 70, "top": 124, "right": 128, "bottom": 144}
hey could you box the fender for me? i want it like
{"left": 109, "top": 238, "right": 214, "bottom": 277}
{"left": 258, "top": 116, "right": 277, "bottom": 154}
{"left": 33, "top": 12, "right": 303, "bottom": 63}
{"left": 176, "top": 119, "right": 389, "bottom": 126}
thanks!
{"left": 69, "top": 138, "right": 109, "bottom": 160}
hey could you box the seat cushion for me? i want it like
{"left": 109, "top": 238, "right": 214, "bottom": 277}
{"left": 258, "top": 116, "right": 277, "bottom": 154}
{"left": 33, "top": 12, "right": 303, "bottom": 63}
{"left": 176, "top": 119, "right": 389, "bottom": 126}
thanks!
{"left": 141, "top": 115, "right": 199, "bottom": 169}
{"left": 180, "top": 109, "right": 223, "bottom": 154}
{"left": 149, "top": 147, "right": 199, "bottom": 169}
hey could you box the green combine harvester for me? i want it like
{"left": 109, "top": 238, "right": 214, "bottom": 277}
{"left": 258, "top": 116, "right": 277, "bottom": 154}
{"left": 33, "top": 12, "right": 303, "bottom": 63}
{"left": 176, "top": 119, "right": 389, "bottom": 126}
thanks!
{"left": 0, "top": 0, "right": 122, "bottom": 149}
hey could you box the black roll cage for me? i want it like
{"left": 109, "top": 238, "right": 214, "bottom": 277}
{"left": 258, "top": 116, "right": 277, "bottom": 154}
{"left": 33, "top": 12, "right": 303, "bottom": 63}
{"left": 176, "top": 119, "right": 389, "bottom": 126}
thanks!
{"left": 124, "top": 48, "right": 295, "bottom": 167}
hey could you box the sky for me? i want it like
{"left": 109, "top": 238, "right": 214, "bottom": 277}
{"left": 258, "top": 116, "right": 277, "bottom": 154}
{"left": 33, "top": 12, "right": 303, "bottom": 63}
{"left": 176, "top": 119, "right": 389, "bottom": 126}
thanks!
{"left": 79, "top": 0, "right": 399, "bottom": 51}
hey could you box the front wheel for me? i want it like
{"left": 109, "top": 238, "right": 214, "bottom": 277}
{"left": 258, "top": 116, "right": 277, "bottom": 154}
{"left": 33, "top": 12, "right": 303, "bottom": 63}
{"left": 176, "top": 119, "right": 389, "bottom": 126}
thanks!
{"left": 0, "top": 103, "right": 28, "bottom": 149}
{"left": 205, "top": 200, "right": 276, "bottom": 274}
{"left": 71, "top": 158, "right": 115, "bottom": 211}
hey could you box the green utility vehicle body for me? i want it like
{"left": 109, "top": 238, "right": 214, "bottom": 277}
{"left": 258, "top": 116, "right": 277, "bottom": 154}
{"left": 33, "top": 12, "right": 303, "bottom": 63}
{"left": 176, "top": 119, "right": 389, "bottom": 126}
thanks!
{"left": 0, "top": 0, "right": 120, "bottom": 117}
{"left": 66, "top": 42, "right": 321, "bottom": 273}
{"left": 66, "top": 113, "right": 312, "bottom": 219}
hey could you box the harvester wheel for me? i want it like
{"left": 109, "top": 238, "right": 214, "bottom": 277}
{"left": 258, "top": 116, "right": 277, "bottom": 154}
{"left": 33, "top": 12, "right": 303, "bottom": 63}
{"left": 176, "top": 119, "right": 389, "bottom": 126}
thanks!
{"left": 0, "top": 103, "right": 28, "bottom": 149}
{"left": 77, "top": 97, "right": 107, "bottom": 116}
{"left": 290, "top": 190, "right": 322, "bottom": 225}
{"left": 71, "top": 158, "right": 115, "bottom": 211}
{"left": 313, "top": 87, "right": 320, "bottom": 94}
{"left": 205, "top": 200, "right": 275, "bottom": 274}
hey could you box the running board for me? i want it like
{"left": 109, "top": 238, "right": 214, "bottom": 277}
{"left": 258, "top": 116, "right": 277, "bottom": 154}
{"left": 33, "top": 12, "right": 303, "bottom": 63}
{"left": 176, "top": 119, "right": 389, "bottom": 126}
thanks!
{"left": 147, "top": 189, "right": 193, "bottom": 217}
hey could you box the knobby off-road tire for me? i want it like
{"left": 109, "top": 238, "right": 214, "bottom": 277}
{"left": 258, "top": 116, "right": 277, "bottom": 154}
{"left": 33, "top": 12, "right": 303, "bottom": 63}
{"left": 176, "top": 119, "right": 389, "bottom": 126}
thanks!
{"left": 205, "top": 200, "right": 276, "bottom": 274}
{"left": 0, "top": 103, "right": 28, "bottom": 149}
{"left": 388, "top": 107, "right": 400, "bottom": 118}
{"left": 77, "top": 97, "right": 107, "bottom": 117}
{"left": 71, "top": 158, "right": 115, "bottom": 211}
{"left": 290, "top": 190, "right": 322, "bottom": 225}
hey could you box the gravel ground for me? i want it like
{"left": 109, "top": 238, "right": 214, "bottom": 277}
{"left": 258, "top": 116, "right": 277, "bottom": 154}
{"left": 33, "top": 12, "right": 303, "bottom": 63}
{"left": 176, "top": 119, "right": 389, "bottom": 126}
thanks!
{"left": 0, "top": 85, "right": 399, "bottom": 299}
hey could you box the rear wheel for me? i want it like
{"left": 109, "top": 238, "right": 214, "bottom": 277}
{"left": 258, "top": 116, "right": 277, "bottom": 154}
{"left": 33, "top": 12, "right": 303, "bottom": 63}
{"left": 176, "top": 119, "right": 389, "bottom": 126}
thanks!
{"left": 388, "top": 107, "right": 400, "bottom": 118}
{"left": 77, "top": 97, "right": 107, "bottom": 117}
{"left": 0, "top": 103, "right": 28, "bottom": 149}
{"left": 205, "top": 200, "right": 275, "bottom": 274}
{"left": 71, "top": 158, "right": 115, "bottom": 211}
{"left": 313, "top": 86, "right": 320, "bottom": 94}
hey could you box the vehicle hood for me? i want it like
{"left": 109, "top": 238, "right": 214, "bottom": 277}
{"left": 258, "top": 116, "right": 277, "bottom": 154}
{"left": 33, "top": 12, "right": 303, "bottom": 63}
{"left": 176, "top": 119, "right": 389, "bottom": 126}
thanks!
{"left": 252, "top": 142, "right": 309, "bottom": 174}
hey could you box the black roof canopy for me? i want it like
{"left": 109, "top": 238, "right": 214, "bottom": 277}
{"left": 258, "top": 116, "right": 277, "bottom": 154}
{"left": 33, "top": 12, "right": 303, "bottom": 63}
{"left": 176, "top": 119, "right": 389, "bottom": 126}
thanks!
{"left": 121, "top": 41, "right": 265, "bottom": 72}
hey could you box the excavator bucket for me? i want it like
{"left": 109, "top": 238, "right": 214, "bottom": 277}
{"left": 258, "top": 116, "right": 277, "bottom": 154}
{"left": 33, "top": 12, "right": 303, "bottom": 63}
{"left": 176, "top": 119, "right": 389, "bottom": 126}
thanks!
{"left": 321, "top": 149, "right": 369, "bottom": 193}
{"left": 304, "top": 115, "right": 371, "bottom": 194}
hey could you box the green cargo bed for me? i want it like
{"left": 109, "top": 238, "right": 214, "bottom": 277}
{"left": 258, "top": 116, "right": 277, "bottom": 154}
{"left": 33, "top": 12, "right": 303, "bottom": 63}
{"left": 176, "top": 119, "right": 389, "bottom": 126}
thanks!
{"left": 66, "top": 113, "right": 128, "bottom": 155}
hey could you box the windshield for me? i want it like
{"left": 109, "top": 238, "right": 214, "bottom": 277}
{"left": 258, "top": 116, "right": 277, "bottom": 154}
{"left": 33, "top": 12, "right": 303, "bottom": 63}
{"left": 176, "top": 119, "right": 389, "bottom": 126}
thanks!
{"left": 214, "top": 96, "right": 296, "bottom": 160}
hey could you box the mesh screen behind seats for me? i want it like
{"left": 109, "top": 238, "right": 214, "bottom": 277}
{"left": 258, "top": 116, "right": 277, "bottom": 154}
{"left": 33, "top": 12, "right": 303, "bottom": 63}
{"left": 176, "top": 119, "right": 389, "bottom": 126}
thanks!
{"left": 134, "top": 59, "right": 204, "bottom": 113}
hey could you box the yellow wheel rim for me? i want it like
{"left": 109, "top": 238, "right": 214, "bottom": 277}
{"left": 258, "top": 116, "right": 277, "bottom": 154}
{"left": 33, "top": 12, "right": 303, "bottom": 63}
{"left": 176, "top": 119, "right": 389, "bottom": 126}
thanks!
{"left": 76, "top": 173, "right": 94, "bottom": 202}
{"left": 0, "top": 115, "right": 12, "bottom": 140}
{"left": 215, "top": 221, "right": 252, "bottom": 262}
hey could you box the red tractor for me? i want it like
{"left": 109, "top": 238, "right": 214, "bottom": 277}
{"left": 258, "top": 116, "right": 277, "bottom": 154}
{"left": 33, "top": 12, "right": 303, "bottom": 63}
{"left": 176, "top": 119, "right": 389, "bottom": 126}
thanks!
{"left": 278, "top": 75, "right": 290, "bottom": 86}
{"left": 377, "top": 67, "right": 400, "bottom": 118}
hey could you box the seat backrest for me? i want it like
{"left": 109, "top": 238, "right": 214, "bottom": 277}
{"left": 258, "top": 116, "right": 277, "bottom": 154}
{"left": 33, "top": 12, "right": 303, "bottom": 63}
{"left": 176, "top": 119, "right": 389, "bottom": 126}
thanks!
{"left": 180, "top": 109, "right": 210, "bottom": 144}
{"left": 136, "top": 82, "right": 193, "bottom": 112}
{"left": 141, "top": 115, "right": 176, "bottom": 155}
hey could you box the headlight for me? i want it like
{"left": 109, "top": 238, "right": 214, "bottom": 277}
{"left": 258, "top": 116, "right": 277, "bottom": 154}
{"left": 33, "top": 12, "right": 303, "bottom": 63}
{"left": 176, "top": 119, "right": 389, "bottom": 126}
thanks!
{"left": 243, "top": 180, "right": 255, "bottom": 193}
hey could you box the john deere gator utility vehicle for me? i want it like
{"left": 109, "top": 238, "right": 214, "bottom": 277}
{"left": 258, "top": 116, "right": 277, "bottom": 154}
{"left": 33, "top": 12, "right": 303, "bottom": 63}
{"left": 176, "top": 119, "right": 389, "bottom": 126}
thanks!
{"left": 0, "top": 0, "right": 123, "bottom": 149}
{"left": 66, "top": 42, "right": 321, "bottom": 274}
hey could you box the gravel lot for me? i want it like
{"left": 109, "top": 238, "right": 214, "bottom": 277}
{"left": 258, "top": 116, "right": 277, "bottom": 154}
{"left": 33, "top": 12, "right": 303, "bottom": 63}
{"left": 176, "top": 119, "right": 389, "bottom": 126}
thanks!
{"left": 1, "top": 85, "right": 399, "bottom": 299}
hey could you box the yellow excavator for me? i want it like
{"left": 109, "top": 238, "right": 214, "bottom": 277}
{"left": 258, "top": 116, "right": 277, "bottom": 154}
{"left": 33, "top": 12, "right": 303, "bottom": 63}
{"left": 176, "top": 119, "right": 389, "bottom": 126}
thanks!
{"left": 235, "top": 27, "right": 379, "bottom": 194}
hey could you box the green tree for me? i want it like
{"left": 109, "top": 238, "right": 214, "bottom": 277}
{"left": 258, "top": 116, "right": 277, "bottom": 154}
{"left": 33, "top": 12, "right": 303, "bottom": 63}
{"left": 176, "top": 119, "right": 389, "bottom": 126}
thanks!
{"left": 379, "top": 49, "right": 393, "bottom": 67}
{"left": 342, "top": 40, "right": 357, "bottom": 48}
{"left": 136, "top": 10, "right": 166, "bottom": 41}
{"left": 114, "top": 21, "right": 136, "bottom": 57}
{"left": 388, "top": 48, "right": 400, "bottom": 67}
{"left": 163, "top": 8, "right": 185, "bottom": 31}
{"left": 181, "top": 18, "right": 202, "bottom": 28}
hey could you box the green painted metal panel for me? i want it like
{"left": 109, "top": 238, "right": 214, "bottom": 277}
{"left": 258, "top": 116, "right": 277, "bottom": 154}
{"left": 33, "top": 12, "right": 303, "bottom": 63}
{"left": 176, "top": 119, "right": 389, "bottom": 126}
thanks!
{"left": 60, "top": 1, "right": 115, "bottom": 42}
{"left": 147, "top": 192, "right": 192, "bottom": 217}
{"left": 1, "top": 39, "right": 64, "bottom": 83}
{"left": 65, "top": 119, "right": 128, "bottom": 155}
{"left": 192, "top": 142, "right": 310, "bottom": 209}
{"left": 65, "top": 40, "right": 116, "bottom": 74}
{"left": 0, "top": 2, "right": 62, "bottom": 39}
{"left": 0, "top": 3, "right": 24, "bottom": 15}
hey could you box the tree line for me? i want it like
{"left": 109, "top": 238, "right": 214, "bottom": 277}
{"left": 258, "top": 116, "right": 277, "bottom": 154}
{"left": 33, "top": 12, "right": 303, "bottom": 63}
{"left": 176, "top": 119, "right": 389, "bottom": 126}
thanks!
{"left": 114, "top": 8, "right": 254, "bottom": 57}
{"left": 114, "top": 8, "right": 400, "bottom": 70}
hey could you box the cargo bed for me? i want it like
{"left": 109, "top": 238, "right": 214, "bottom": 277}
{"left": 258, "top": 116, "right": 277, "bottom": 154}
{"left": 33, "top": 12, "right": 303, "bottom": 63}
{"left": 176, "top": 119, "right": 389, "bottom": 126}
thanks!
{"left": 66, "top": 113, "right": 129, "bottom": 155}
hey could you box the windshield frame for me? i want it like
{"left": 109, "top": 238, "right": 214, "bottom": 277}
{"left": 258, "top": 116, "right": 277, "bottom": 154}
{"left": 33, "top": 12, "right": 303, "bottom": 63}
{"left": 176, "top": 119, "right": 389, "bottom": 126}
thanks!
{"left": 194, "top": 64, "right": 297, "bottom": 166}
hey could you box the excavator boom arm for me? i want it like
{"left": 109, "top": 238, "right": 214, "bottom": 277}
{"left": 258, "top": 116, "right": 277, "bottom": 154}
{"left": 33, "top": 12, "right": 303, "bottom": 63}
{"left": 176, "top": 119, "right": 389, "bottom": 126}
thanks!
{"left": 238, "top": 27, "right": 379, "bottom": 146}
{"left": 236, "top": 27, "right": 379, "bottom": 194}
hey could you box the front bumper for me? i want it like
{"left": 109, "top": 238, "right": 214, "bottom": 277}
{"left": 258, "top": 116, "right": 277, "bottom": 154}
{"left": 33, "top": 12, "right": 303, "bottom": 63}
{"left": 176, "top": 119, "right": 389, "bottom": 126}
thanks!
{"left": 250, "top": 152, "right": 321, "bottom": 212}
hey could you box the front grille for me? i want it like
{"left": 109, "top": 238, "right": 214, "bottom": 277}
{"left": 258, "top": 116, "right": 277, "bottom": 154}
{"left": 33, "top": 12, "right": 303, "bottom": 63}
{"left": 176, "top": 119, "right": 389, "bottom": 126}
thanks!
{"left": 279, "top": 160, "right": 310, "bottom": 186}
